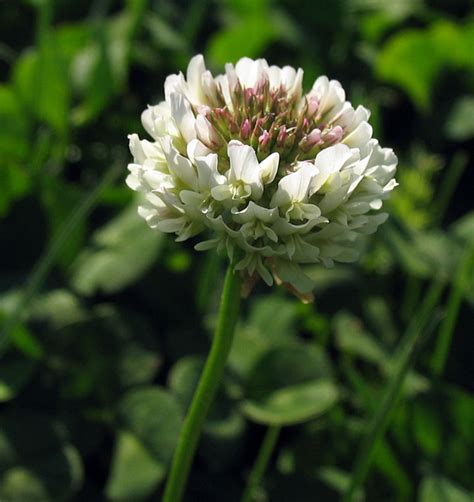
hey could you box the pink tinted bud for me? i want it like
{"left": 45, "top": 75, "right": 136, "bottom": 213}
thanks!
{"left": 307, "top": 96, "right": 320, "bottom": 116}
{"left": 255, "top": 73, "right": 269, "bottom": 94}
{"left": 245, "top": 88, "right": 255, "bottom": 101}
{"left": 252, "top": 117, "right": 265, "bottom": 138}
{"left": 241, "top": 119, "right": 251, "bottom": 140}
{"left": 258, "top": 130, "right": 271, "bottom": 147}
{"left": 303, "top": 118, "right": 310, "bottom": 130}
{"left": 306, "top": 128, "right": 322, "bottom": 146}
{"left": 195, "top": 115, "right": 222, "bottom": 149}
{"left": 324, "top": 125, "right": 344, "bottom": 144}
{"left": 197, "top": 104, "right": 211, "bottom": 116}
{"left": 213, "top": 108, "right": 227, "bottom": 121}
{"left": 277, "top": 125, "right": 287, "bottom": 146}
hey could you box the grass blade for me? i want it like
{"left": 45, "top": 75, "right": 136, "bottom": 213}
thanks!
{"left": 0, "top": 164, "right": 121, "bottom": 353}
{"left": 431, "top": 244, "right": 474, "bottom": 377}
{"left": 343, "top": 280, "right": 444, "bottom": 501}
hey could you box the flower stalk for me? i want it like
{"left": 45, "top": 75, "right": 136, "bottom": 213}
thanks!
{"left": 163, "top": 265, "right": 242, "bottom": 502}
{"left": 241, "top": 425, "right": 281, "bottom": 502}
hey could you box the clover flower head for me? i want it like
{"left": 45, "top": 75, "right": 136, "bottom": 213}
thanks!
{"left": 127, "top": 55, "right": 398, "bottom": 299}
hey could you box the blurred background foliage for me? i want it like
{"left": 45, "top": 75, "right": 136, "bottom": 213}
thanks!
{"left": 0, "top": 0, "right": 473, "bottom": 500}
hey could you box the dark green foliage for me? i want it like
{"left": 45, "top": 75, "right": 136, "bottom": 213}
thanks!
{"left": 0, "top": 0, "right": 473, "bottom": 500}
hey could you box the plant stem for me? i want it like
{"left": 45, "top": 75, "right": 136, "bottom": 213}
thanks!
{"left": 431, "top": 245, "right": 474, "bottom": 377}
{"left": 163, "top": 265, "right": 242, "bottom": 502}
{"left": 241, "top": 425, "right": 281, "bottom": 502}
{"left": 342, "top": 280, "right": 444, "bottom": 502}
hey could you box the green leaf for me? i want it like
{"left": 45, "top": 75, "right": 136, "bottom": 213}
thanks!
{"left": 451, "top": 211, "right": 474, "bottom": 243}
{"left": 117, "top": 387, "right": 182, "bottom": 466}
{"left": 334, "top": 312, "right": 387, "bottom": 365}
{"left": 0, "top": 413, "right": 83, "bottom": 501}
{"left": 376, "top": 29, "right": 441, "bottom": 109}
{"left": 106, "top": 430, "right": 166, "bottom": 501}
{"left": 207, "top": 12, "right": 279, "bottom": 67}
{"left": 70, "top": 204, "right": 164, "bottom": 295}
{"left": 418, "top": 475, "right": 472, "bottom": 502}
{"left": 229, "top": 296, "right": 299, "bottom": 378}
{"left": 383, "top": 224, "right": 461, "bottom": 282}
{"left": 446, "top": 96, "right": 474, "bottom": 141}
{"left": 412, "top": 400, "right": 442, "bottom": 458}
{"left": 0, "top": 85, "right": 31, "bottom": 216}
{"left": 376, "top": 21, "right": 474, "bottom": 110}
{"left": 13, "top": 41, "right": 70, "bottom": 136}
{"left": 71, "top": 7, "right": 145, "bottom": 125}
{"left": 241, "top": 344, "right": 338, "bottom": 425}
{"left": 29, "top": 289, "right": 86, "bottom": 330}
{"left": 41, "top": 180, "right": 88, "bottom": 269}
{"left": 168, "top": 356, "right": 204, "bottom": 412}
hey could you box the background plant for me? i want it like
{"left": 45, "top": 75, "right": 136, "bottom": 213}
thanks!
{"left": 0, "top": 0, "right": 473, "bottom": 501}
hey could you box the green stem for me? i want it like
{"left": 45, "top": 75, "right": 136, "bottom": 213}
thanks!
{"left": 342, "top": 280, "right": 444, "bottom": 502}
{"left": 241, "top": 425, "right": 281, "bottom": 502}
{"left": 431, "top": 245, "right": 474, "bottom": 377}
{"left": 163, "top": 265, "right": 242, "bottom": 502}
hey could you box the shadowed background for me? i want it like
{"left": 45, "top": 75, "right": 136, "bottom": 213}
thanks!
{"left": 0, "top": 0, "right": 473, "bottom": 500}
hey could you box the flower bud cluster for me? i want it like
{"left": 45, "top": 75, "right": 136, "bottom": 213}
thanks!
{"left": 127, "top": 56, "right": 397, "bottom": 298}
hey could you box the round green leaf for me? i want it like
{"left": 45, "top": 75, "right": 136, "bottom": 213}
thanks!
{"left": 167, "top": 356, "right": 204, "bottom": 412}
{"left": 117, "top": 387, "right": 182, "bottom": 466}
{"left": 418, "top": 475, "right": 472, "bottom": 502}
{"left": 241, "top": 344, "right": 338, "bottom": 426}
{"left": 0, "top": 413, "right": 83, "bottom": 501}
{"left": 71, "top": 204, "right": 164, "bottom": 295}
{"left": 106, "top": 430, "right": 165, "bottom": 501}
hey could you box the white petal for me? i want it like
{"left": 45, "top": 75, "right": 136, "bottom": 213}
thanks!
{"left": 235, "top": 57, "right": 268, "bottom": 88}
{"left": 272, "top": 163, "right": 315, "bottom": 207}
{"left": 186, "top": 54, "right": 207, "bottom": 103}
{"left": 227, "top": 140, "right": 260, "bottom": 185}
{"left": 310, "top": 144, "right": 354, "bottom": 195}
{"left": 343, "top": 121, "right": 373, "bottom": 148}
{"left": 169, "top": 92, "right": 196, "bottom": 142}
{"left": 259, "top": 152, "right": 279, "bottom": 184}
{"left": 194, "top": 153, "right": 225, "bottom": 190}
{"left": 231, "top": 201, "right": 278, "bottom": 223}
{"left": 211, "top": 184, "right": 232, "bottom": 201}
{"left": 159, "top": 137, "right": 198, "bottom": 190}
{"left": 128, "top": 134, "right": 146, "bottom": 163}
{"left": 319, "top": 185, "right": 349, "bottom": 213}
{"left": 186, "top": 138, "right": 212, "bottom": 163}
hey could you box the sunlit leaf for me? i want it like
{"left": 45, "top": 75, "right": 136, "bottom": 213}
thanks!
{"left": 418, "top": 475, "right": 472, "bottom": 502}
{"left": 13, "top": 40, "right": 70, "bottom": 136}
{"left": 168, "top": 355, "right": 204, "bottom": 412}
{"left": 70, "top": 204, "right": 164, "bottom": 295}
{"left": 376, "top": 21, "right": 474, "bottom": 110}
{"left": 241, "top": 344, "right": 338, "bottom": 425}
{"left": 229, "top": 296, "right": 299, "bottom": 378}
{"left": 106, "top": 430, "right": 165, "bottom": 501}
{"left": 446, "top": 96, "right": 474, "bottom": 141}
{"left": 117, "top": 387, "right": 182, "bottom": 466}
{"left": 0, "top": 85, "right": 31, "bottom": 216}
{"left": 207, "top": 12, "right": 279, "bottom": 67}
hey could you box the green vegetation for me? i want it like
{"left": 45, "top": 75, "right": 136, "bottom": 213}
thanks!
{"left": 0, "top": 0, "right": 473, "bottom": 500}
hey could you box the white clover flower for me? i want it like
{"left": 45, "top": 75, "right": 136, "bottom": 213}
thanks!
{"left": 127, "top": 55, "right": 398, "bottom": 299}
